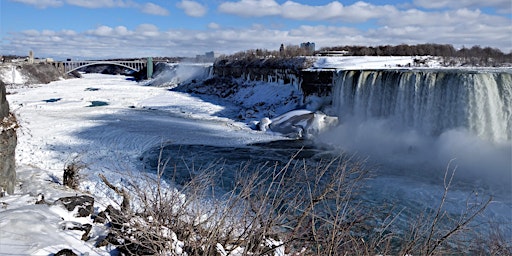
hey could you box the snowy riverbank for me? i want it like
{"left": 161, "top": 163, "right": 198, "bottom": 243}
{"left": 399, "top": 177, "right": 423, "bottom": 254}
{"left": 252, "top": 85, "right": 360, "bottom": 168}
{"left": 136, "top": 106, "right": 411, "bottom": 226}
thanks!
{"left": 1, "top": 73, "right": 292, "bottom": 254}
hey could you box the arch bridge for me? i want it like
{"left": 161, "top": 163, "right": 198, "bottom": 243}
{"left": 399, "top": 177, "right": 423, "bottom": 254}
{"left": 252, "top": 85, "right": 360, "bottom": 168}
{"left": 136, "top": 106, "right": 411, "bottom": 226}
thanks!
{"left": 56, "top": 59, "right": 148, "bottom": 74}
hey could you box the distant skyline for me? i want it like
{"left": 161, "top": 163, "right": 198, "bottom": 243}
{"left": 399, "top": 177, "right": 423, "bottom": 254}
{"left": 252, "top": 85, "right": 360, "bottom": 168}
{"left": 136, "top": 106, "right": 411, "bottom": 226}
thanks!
{"left": 1, "top": 0, "right": 511, "bottom": 60}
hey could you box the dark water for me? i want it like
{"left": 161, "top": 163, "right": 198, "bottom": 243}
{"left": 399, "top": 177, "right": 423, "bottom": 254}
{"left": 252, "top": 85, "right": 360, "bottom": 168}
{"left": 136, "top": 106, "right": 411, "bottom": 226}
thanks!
{"left": 42, "top": 98, "right": 61, "bottom": 103}
{"left": 87, "top": 100, "right": 109, "bottom": 107}
{"left": 141, "top": 138, "right": 511, "bottom": 242}
{"left": 140, "top": 139, "right": 336, "bottom": 187}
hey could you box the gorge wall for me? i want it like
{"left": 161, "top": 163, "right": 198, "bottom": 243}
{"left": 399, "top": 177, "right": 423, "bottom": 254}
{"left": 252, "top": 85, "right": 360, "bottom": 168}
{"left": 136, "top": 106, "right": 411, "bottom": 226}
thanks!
{"left": 0, "top": 62, "right": 68, "bottom": 85}
{"left": 0, "top": 80, "right": 16, "bottom": 195}
{"left": 213, "top": 57, "right": 333, "bottom": 97}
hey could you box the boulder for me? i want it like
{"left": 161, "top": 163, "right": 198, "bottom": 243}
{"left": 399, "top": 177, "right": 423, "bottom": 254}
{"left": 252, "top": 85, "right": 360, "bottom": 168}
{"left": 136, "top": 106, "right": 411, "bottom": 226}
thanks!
{"left": 60, "top": 221, "right": 92, "bottom": 241}
{"left": 54, "top": 195, "right": 94, "bottom": 217}
{"left": 54, "top": 249, "right": 78, "bottom": 256}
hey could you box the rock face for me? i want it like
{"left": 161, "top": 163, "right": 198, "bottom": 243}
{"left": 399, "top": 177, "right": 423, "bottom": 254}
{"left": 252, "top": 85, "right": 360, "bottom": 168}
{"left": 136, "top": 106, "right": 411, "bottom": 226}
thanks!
{"left": 0, "top": 63, "right": 68, "bottom": 85}
{"left": 22, "top": 63, "right": 67, "bottom": 84}
{"left": 0, "top": 80, "right": 17, "bottom": 195}
{"left": 213, "top": 57, "right": 335, "bottom": 97}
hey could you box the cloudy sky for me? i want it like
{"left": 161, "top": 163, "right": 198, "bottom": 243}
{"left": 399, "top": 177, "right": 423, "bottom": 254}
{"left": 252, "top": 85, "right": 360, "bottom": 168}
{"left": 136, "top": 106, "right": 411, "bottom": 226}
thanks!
{"left": 1, "top": 0, "right": 511, "bottom": 59}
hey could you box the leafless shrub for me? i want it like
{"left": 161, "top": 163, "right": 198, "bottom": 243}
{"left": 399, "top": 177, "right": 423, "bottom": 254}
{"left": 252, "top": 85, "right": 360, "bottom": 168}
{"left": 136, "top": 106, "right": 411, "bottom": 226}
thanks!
{"left": 63, "top": 157, "right": 87, "bottom": 189}
{"left": 396, "top": 161, "right": 493, "bottom": 255}
{"left": 97, "top": 149, "right": 496, "bottom": 255}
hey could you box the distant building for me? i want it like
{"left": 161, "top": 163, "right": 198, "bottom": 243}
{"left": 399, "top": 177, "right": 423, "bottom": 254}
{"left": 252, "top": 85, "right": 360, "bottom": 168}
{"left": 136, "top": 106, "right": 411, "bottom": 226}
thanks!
{"left": 317, "top": 50, "right": 350, "bottom": 56}
{"left": 300, "top": 42, "right": 315, "bottom": 55}
{"left": 196, "top": 51, "right": 219, "bottom": 62}
{"left": 205, "top": 51, "right": 216, "bottom": 59}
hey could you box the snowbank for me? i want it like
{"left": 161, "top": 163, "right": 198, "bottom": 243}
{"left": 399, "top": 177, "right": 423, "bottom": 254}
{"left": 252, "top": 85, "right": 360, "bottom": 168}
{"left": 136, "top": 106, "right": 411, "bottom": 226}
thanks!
{"left": 310, "top": 56, "right": 442, "bottom": 70}
{"left": 1, "top": 73, "right": 287, "bottom": 254}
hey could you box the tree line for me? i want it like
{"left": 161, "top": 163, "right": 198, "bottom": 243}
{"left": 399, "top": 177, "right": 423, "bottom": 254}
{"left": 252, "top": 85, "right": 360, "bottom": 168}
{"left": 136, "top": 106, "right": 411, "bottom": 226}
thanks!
{"left": 320, "top": 44, "right": 512, "bottom": 66}
{"left": 218, "top": 43, "right": 512, "bottom": 67}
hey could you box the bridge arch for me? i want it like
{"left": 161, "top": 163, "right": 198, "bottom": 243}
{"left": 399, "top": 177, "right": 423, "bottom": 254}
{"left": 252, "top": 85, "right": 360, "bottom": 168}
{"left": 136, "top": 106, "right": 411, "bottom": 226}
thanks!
{"left": 64, "top": 61, "right": 143, "bottom": 74}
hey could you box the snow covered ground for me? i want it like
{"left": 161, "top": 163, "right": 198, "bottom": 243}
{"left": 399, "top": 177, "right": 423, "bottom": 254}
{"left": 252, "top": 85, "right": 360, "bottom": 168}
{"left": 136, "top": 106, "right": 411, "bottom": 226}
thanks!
{"left": 1, "top": 73, "right": 290, "bottom": 254}
{"left": 310, "top": 55, "right": 442, "bottom": 69}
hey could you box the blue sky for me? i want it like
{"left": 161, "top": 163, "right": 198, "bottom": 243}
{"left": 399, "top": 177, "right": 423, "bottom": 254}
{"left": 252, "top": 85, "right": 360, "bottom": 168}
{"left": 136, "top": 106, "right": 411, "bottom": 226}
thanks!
{"left": 1, "top": 0, "right": 511, "bottom": 59}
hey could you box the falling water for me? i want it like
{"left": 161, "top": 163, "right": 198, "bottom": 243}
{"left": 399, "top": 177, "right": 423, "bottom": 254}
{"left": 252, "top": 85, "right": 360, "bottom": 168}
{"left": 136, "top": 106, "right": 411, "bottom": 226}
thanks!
{"left": 322, "top": 68, "right": 511, "bottom": 202}
{"left": 320, "top": 69, "right": 512, "bottom": 241}
{"left": 332, "top": 69, "right": 512, "bottom": 143}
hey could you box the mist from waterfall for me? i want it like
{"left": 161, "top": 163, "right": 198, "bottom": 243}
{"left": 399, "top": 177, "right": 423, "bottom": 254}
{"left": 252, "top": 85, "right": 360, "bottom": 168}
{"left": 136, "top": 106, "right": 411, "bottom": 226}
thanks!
{"left": 320, "top": 69, "right": 512, "bottom": 197}
{"left": 145, "top": 63, "right": 213, "bottom": 87}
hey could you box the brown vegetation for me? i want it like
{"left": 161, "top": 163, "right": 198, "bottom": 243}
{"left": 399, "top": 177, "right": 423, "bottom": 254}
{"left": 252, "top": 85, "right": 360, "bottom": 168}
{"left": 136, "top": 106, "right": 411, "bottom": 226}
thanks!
{"left": 63, "top": 158, "right": 86, "bottom": 189}
{"left": 95, "top": 150, "right": 506, "bottom": 255}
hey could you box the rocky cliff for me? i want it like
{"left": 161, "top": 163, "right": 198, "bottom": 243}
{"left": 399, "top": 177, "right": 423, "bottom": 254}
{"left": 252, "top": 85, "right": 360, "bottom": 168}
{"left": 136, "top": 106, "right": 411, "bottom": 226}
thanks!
{"left": 213, "top": 57, "right": 334, "bottom": 97}
{"left": 0, "top": 62, "right": 70, "bottom": 85}
{"left": 0, "top": 80, "right": 17, "bottom": 195}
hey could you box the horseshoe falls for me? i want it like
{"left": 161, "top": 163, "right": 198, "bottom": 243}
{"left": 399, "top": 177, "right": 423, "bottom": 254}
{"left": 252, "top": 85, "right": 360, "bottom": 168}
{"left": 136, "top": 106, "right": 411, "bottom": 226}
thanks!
{"left": 321, "top": 69, "right": 511, "bottom": 197}
{"left": 332, "top": 70, "right": 511, "bottom": 143}
{"left": 318, "top": 69, "right": 512, "bottom": 239}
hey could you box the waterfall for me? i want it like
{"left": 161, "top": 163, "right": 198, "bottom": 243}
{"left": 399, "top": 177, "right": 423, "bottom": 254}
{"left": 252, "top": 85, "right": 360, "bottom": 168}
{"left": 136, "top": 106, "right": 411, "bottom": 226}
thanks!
{"left": 332, "top": 70, "right": 512, "bottom": 143}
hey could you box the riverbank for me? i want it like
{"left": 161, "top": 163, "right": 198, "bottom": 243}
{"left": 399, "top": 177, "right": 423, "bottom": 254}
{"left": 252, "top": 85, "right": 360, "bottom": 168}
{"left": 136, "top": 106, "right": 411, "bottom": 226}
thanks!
{"left": 1, "top": 73, "right": 289, "bottom": 254}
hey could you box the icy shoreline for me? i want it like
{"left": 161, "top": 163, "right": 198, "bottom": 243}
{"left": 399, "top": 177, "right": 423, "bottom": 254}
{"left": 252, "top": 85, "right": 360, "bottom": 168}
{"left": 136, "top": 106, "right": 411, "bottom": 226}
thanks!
{"left": 1, "top": 73, "right": 289, "bottom": 254}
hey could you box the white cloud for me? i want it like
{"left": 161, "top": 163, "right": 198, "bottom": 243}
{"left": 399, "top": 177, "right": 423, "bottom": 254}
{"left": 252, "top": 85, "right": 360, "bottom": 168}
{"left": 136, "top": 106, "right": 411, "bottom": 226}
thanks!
{"left": 339, "top": 2, "right": 397, "bottom": 22}
{"left": 218, "top": 0, "right": 280, "bottom": 17}
{"left": 41, "top": 30, "right": 57, "bottom": 36}
{"left": 11, "top": 0, "right": 170, "bottom": 16}
{"left": 413, "top": 0, "right": 512, "bottom": 13}
{"left": 208, "top": 22, "right": 221, "bottom": 29}
{"left": 280, "top": 1, "right": 344, "bottom": 20}
{"left": 141, "top": 3, "right": 169, "bottom": 16}
{"left": 10, "top": 0, "right": 63, "bottom": 8}
{"left": 135, "top": 24, "right": 160, "bottom": 37}
{"left": 176, "top": 0, "right": 208, "bottom": 17}
{"left": 87, "top": 26, "right": 114, "bottom": 37}
{"left": 381, "top": 8, "right": 508, "bottom": 28}
{"left": 218, "top": 0, "right": 396, "bottom": 22}
{"left": 64, "top": 0, "right": 134, "bottom": 8}
{"left": 85, "top": 25, "right": 136, "bottom": 37}
{"left": 21, "top": 29, "right": 41, "bottom": 36}
{"left": 113, "top": 26, "right": 133, "bottom": 36}
{"left": 61, "top": 29, "right": 77, "bottom": 36}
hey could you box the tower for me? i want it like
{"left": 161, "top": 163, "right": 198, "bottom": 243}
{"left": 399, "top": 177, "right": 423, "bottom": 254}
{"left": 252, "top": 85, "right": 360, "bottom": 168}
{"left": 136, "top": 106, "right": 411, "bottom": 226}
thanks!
{"left": 28, "top": 50, "right": 34, "bottom": 64}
